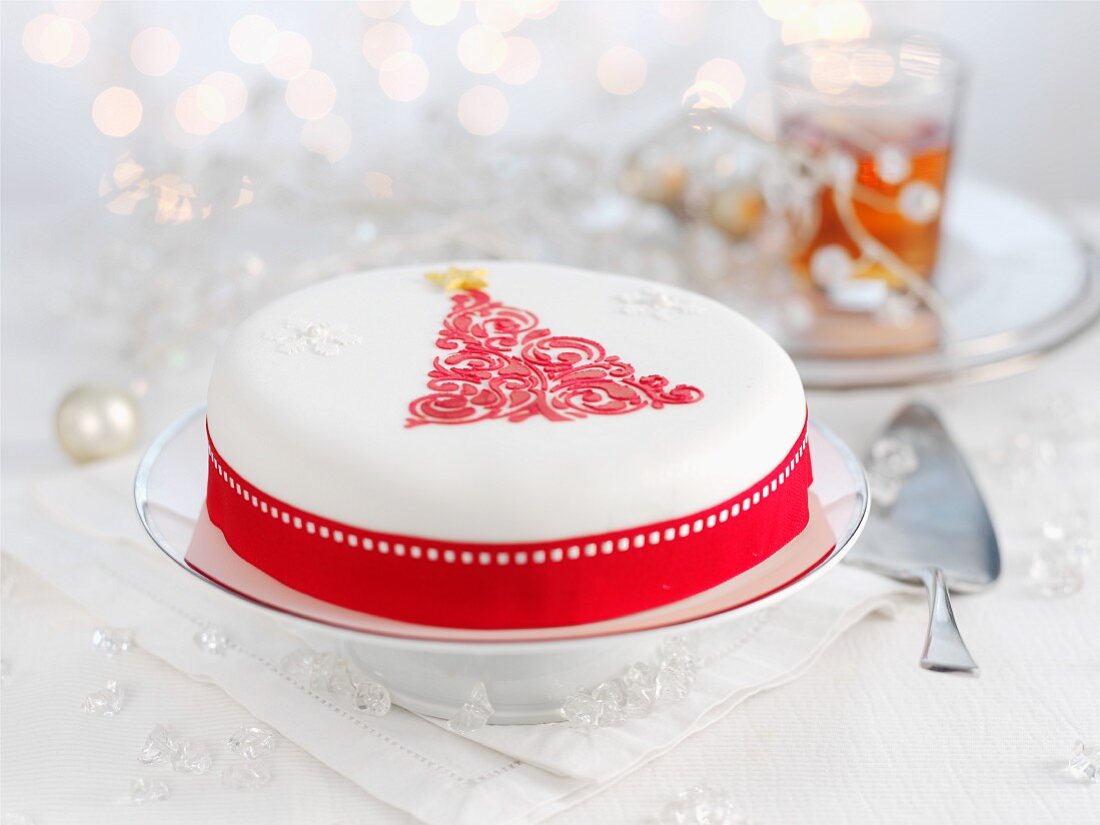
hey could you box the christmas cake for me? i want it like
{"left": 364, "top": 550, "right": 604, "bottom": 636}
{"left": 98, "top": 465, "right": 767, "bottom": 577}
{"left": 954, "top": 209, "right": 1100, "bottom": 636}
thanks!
{"left": 204, "top": 262, "right": 812, "bottom": 629}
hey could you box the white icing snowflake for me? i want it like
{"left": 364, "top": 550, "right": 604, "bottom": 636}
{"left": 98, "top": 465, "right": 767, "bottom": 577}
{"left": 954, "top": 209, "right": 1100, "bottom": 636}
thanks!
{"left": 264, "top": 319, "right": 363, "bottom": 356}
{"left": 615, "top": 287, "right": 701, "bottom": 321}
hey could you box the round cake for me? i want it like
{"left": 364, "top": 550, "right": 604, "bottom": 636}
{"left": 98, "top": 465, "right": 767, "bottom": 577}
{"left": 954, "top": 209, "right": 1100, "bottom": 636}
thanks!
{"left": 204, "top": 261, "right": 812, "bottom": 629}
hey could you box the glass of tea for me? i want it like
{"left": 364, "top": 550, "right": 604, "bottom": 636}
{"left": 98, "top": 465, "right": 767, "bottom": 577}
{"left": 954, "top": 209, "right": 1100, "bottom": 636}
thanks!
{"left": 772, "top": 34, "right": 964, "bottom": 296}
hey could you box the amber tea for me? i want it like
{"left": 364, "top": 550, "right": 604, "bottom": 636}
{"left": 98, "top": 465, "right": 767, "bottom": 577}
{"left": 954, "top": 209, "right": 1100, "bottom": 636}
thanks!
{"left": 784, "top": 112, "right": 953, "bottom": 288}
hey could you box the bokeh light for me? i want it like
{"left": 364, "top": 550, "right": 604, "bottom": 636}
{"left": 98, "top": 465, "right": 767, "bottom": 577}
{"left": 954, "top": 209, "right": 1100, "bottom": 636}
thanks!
{"left": 659, "top": 1, "right": 705, "bottom": 21}
{"left": 53, "top": 18, "right": 90, "bottom": 67}
{"left": 809, "top": 50, "right": 853, "bottom": 94}
{"left": 285, "top": 69, "right": 337, "bottom": 120}
{"left": 378, "top": 52, "right": 430, "bottom": 101}
{"left": 852, "top": 47, "right": 895, "bottom": 87}
{"left": 522, "top": 0, "right": 558, "bottom": 20}
{"left": 458, "top": 25, "right": 507, "bottom": 74}
{"left": 362, "top": 22, "right": 412, "bottom": 69}
{"left": 365, "top": 171, "right": 394, "bottom": 198}
{"left": 899, "top": 35, "right": 943, "bottom": 79}
{"left": 758, "top": 0, "right": 808, "bottom": 21}
{"left": 301, "top": 114, "right": 352, "bottom": 162}
{"left": 151, "top": 173, "right": 198, "bottom": 224}
{"left": 681, "top": 80, "right": 731, "bottom": 110}
{"left": 475, "top": 1, "right": 524, "bottom": 32}
{"left": 410, "top": 0, "right": 461, "bottom": 26}
{"left": 781, "top": 0, "right": 871, "bottom": 44}
{"left": 175, "top": 84, "right": 226, "bottom": 136}
{"left": 265, "top": 31, "right": 313, "bottom": 79}
{"left": 495, "top": 36, "right": 540, "bottom": 85}
{"left": 23, "top": 14, "right": 88, "bottom": 67}
{"left": 457, "top": 85, "right": 509, "bottom": 136}
{"left": 693, "top": 58, "right": 746, "bottom": 106}
{"left": 92, "top": 87, "right": 143, "bottom": 137}
{"left": 111, "top": 155, "right": 145, "bottom": 189}
{"left": 102, "top": 179, "right": 149, "bottom": 216}
{"left": 53, "top": 1, "right": 100, "bottom": 22}
{"left": 131, "top": 27, "right": 180, "bottom": 76}
{"left": 202, "top": 72, "right": 248, "bottom": 122}
{"left": 596, "top": 46, "right": 647, "bottom": 96}
{"left": 99, "top": 154, "right": 148, "bottom": 216}
{"left": 357, "top": 0, "right": 403, "bottom": 18}
{"left": 229, "top": 14, "right": 278, "bottom": 64}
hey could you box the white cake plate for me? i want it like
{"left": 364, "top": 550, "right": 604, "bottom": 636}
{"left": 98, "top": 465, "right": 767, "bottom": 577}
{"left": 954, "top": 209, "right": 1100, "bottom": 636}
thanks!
{"left": 769, "top": 179, "right": 1100, "bottom": 389}
{"left": 135, "top": 406, "right": 868, "bottom": 723}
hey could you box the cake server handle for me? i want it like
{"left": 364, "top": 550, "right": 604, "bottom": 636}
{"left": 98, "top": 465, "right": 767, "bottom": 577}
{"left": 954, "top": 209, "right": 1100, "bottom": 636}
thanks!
{"left": 916, "top": 567, "right": 979, "bottom": 675}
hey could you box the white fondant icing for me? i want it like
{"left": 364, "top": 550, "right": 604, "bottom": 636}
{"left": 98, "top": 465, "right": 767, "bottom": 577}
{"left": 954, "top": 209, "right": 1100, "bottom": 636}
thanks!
{"left": 206, "top": 262, "right": 807, "bottom": 543}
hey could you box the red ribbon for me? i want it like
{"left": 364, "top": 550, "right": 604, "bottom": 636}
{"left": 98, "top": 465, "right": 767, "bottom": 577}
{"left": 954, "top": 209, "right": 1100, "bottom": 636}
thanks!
{"left": 205, "top": 418, "right": 812, "bottom": 629}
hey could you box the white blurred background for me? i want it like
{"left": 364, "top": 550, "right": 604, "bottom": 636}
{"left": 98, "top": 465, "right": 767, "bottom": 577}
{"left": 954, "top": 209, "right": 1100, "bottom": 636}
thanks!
{"left": 3, "top": 0, "right": 1100, "bottom": 469}
{"left": 4, "top": 0, "right": 1099, "bottom": 212}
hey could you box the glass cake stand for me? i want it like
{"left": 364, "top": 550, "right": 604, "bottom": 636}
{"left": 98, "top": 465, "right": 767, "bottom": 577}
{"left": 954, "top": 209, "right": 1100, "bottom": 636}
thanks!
{"left": 136, "top": 406, "right": 869, "bottom": 723}
{"left": 746, "top": 180, "right": 1100, "bottom": 390}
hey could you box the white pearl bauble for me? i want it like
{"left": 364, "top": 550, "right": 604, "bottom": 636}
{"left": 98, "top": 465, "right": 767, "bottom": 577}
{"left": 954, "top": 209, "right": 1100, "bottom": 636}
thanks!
{"left": 55, "top": 385, "right": 141, "bottom": 463}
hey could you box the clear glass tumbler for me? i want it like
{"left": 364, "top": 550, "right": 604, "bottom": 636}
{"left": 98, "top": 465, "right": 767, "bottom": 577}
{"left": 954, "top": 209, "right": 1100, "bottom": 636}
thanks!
{"left": 772, "top": 33, "right": 964, "bottom": 293}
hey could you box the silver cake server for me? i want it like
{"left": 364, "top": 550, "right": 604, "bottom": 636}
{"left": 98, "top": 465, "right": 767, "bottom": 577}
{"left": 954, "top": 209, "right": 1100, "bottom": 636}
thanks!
{"left": 846, "top": 402, "right": 1001, "bottom": 675}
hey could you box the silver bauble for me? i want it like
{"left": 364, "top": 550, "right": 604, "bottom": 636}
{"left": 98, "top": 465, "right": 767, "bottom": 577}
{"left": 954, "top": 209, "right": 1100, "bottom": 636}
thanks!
{"left": 55, "top": 385, "right": 141, "bottom": 463}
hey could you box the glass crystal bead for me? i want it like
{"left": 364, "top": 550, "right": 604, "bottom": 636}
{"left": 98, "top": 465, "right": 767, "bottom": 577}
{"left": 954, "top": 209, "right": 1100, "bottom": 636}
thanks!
{"left": 447, "top": 682, "right": 494, "bottom": 734}
{"left": 870, "top": 437, "right": 919, "bottom": 478}
{"left": 1029, "top": 542, "right": 1088, "bottom": 597}
{"left": 655, "top": 663, "right": 694, "bottom": 702}
{"left": 353, "top": 678, "right": 392, "bottom": 717}
{"left": 81, "top": 680, "right": 124, "bottom": 717}
{"left": 659, "top": 784, "right": 744, "bottom": 825}
{"left": 139, "top": 724, "right": 177, "bottom": 765}
{"left": 227, "top": 726, "right": 278, "bottom": 760}
{"left": 1068, "top": 740, "right": 1100, "bottom": 783}
{"left": 868, "top": 468, "right": 902, "bottom": 508}
{"left": 563, "top": 635, "right": 701, "bottom": 728}
{"left": 279, "top": 648, "right": 316, "bottom": 680}
{"left": 139, "top": 724, "right": 213, "bottom": 774}
{"left": 222, "top": 760, "right": 273, "bottom": 791}
{"left": 622, "top": 663, "right": 660, "bottom": 716}
{"left": 91, "top": 627, "right": 133, "bottom": 657}
{"left": 658, "top": 636, "right": 696, "bottom": 671}
{"left": 561, "top": 688, "right": 606, "bottom": 730}
{"left": 172, "top": 738, "right": 214, "bottom": 774}
{"left": 309, "top": 652, "right": 356, "bottom": 697}
{"left": 193, "top": 625, "right": 229, "bottom": 655}
{"left": 130, "top": 777, "right": 170, "bottom": 804}
{"left": 591, "top": 681, "right": 628, "bottom": 726}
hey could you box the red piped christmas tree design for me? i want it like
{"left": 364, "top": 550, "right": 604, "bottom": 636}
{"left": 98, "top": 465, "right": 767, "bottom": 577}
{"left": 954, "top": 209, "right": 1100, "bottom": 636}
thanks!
{"left": 407, "top": 288, "right": 704, "bottom": 427}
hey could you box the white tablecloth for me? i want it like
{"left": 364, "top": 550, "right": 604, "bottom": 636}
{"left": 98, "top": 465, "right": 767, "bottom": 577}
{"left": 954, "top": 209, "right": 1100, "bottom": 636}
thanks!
{"left": 3, "top": 207, "right": 1098, "bottom": 824}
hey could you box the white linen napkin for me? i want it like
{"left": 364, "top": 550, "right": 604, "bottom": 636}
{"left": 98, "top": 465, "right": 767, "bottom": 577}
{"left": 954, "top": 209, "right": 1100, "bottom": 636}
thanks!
{"left": 2, "top": 456, "right": 911, "bottom": 824}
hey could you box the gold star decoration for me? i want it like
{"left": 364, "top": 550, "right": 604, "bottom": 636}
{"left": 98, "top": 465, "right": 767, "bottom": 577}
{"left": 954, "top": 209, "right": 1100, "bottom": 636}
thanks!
{"left": 425, "top": 265, "right": 489, "bottom": 292}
